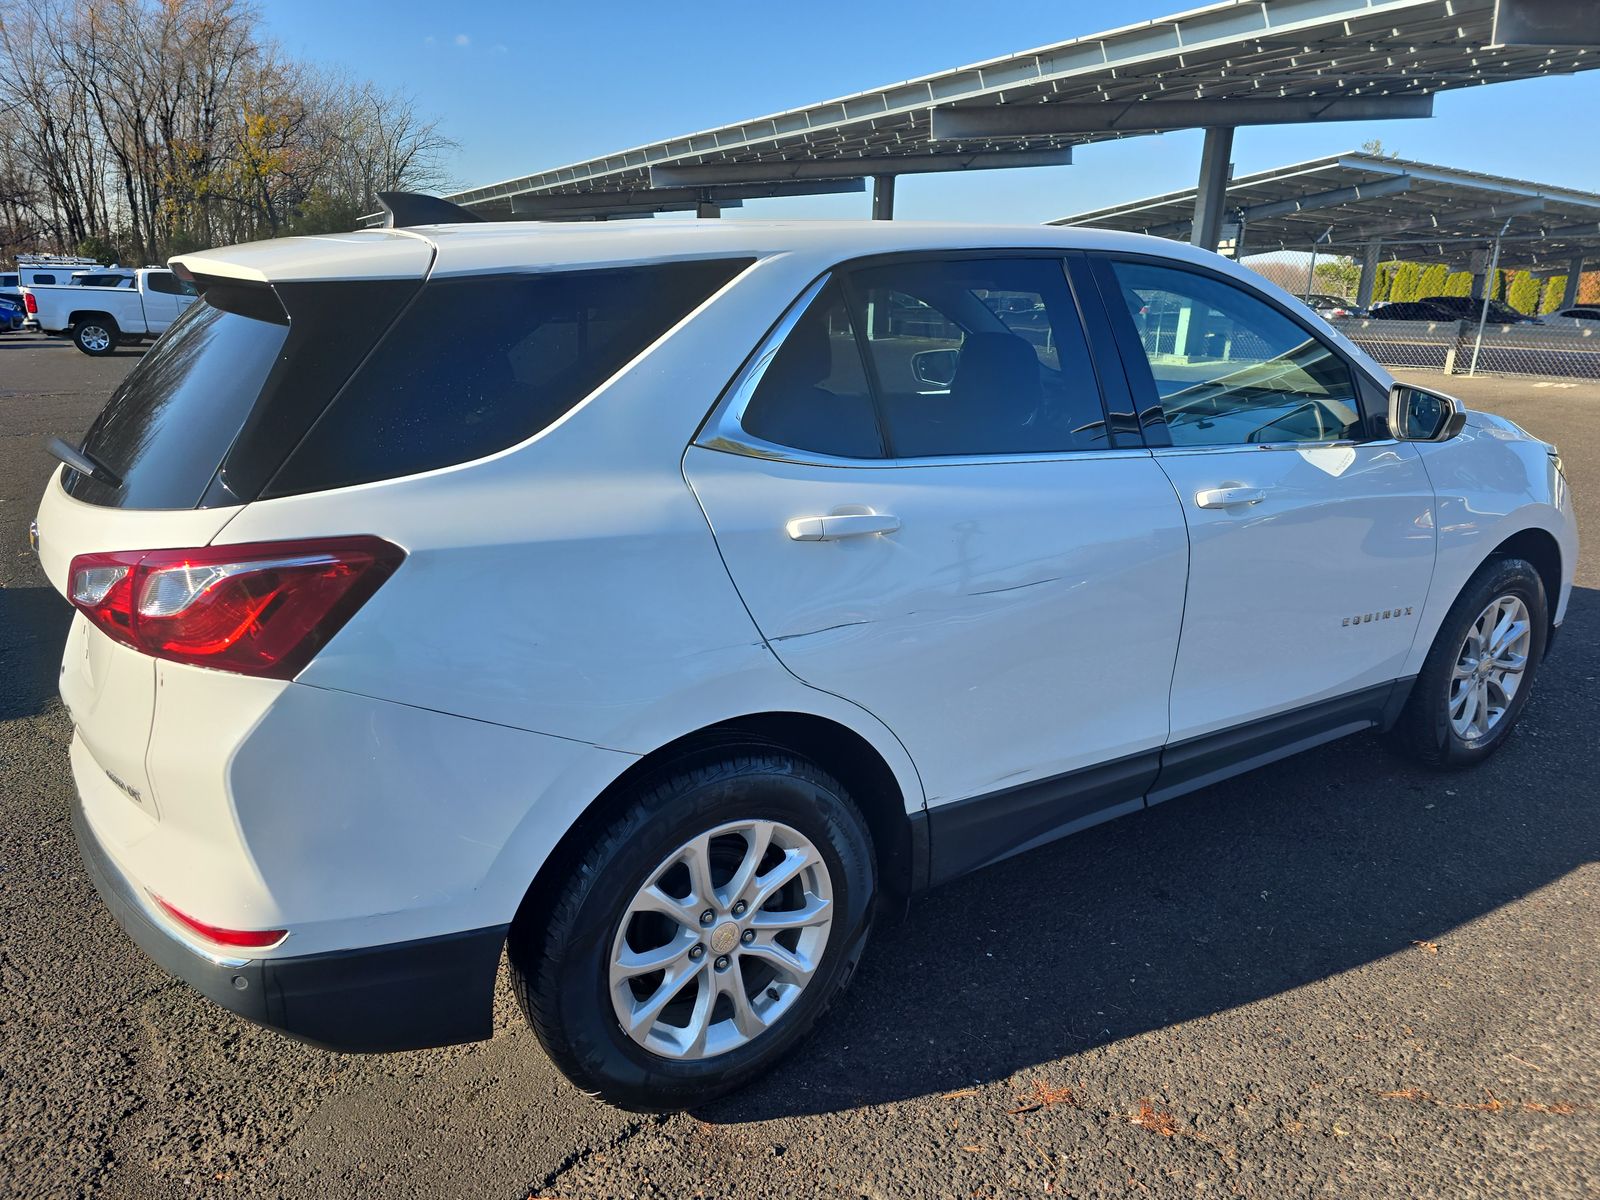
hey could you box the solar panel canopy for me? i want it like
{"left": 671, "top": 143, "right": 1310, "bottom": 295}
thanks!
{"left": 443, "top": 0, "right": 1600, "bottom": 220}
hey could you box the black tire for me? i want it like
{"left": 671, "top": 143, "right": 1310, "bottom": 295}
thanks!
{"left": 1391, "top": 556, "right": 1548, "bottom": 770}
{"left": 510, "top": 749, "right": 876, "bottom": 1112}
{"left": 72, "top": 317, "right": 118, "bottom": 356}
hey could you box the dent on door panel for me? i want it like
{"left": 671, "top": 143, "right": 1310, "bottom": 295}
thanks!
{"left": 684, "top": 446, "right": 1190, "bottom": 809}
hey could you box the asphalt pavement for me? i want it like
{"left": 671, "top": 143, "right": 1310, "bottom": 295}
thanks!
{"left": 1, "top": 332, "right": 1595, "bottom": 1198}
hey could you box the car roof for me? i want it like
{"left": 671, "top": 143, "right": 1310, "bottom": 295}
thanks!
{"left": 171, "top": 219, "right": 1233, "bottom": 284}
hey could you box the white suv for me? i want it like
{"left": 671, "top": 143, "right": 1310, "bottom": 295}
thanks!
{"left": 36, "top": 214, "right": 1576, "bottom": 1112}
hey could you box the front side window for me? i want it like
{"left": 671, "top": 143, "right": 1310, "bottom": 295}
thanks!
{"left": 1110, "top": 260, "right": 1362, "bottom": 447}
{"left": 146, "top": 271, "right": 184, "bottom": 295}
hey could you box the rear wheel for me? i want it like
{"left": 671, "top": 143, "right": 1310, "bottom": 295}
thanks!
{"left": 1392, "top": 556, "right": 1547, "bottom": 769}
{"left": 72, "top": 318, "right": 118, "bottom": 356}
{"left": 510, "top": 749, "right": 875, "bottom": 1111}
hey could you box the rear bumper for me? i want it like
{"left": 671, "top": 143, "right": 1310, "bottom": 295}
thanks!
{"left": 72, "top": 796, "right": 507, "bottom": 1052}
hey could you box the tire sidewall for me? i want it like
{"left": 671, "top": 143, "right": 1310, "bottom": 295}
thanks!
{"left": 542, "top": 762, "right": 874, "bottom": 1110}
{"left": 1417, "top": 558, "right": 1547, "bottom": 767}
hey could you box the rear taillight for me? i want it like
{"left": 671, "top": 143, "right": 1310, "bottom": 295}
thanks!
{"left": 67, "top": 536, "right": 404, "bottom": 679}
{"left": 151, "top": 894, "right": 287, "bottom": 950}
{"left": 24, "top": 292, "right": 37, "bottom": 313}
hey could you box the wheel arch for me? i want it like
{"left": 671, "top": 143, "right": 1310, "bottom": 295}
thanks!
{"left": 1488, "top": 525, "right": 1562, "bottom": 639}
{"left": 511, "top": 712, "right": 923, "bottom": 941}
{"left": 69, "top": 309, "right": 117, "bottom": 328}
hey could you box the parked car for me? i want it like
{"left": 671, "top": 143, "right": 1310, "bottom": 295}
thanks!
{"left": 0, "top": 294, "right": 25, "bottom": 331}
{"left": 1300, "top": 292, "right": 1360, "bottom": 319}
{"left": 1416, "top": 295, "right": 1541, "bottom": 325}
{"left": 1365, "top": 299, "right": 1457, "bottom": 321}
{"left": 22, "top": 267, "right": 198, "bottom": 354}
{"left": 1539, "top": 306, "right": 1600, "bottom": 329}
{"left": 37, "top": 215, "right": 1576, "bottom": 1113}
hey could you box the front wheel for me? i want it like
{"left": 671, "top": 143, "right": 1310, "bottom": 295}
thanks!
{"left": 72, "top": 318, "right": 118, "bottom": 356}
{"left": 1392, "top": 556, "right": 1548, "bottom": 769}
{"left": 510, "top": 750, "right": 876, "bottom": 1111}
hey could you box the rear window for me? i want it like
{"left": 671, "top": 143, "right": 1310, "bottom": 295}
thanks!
{"left": 267, "top": 258, "right": 749, "bottom": 496}
{"left": 63, "top": 301, "right": 290, "bottom": 508}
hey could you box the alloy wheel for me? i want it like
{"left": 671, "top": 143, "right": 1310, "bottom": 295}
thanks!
{"left": 608, "top": 819, "right": 833, "bottom": 1061}
{"left": 1449, "top": 593, "right": 1532, "bottom": 741}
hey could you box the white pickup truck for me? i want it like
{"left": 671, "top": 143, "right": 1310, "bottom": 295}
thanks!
{"left": 23, "top": 267, "right": 198, "bottom": 355}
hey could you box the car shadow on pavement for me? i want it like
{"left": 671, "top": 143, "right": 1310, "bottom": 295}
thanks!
{"left": 0, "top": 586, "right": 71, "bottom": 720}
{"left": 700, "top": 585, "right": 1600, "bottom": 1122}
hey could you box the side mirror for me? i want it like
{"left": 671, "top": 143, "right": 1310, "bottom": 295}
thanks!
{"left": 910, "top": 347, "right": 959, "bottom": 391}
{"left": 1388, "top": 383, "right": 1466, "bottom": 442}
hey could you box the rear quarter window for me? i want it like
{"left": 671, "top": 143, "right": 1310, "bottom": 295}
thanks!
{"left": 267, "top": 258, "right": 750, "bottom": 496}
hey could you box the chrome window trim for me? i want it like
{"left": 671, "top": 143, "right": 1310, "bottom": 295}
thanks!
{"left": 695, "top": 269, "right": 1139, "bottom": 470}
{"left": 1149, "top": 438, "right": 1398, "bottom": 457}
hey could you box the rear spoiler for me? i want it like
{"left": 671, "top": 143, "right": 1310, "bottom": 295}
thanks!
{"left": 376, "top": 191, "right": 485, "bottom": 228}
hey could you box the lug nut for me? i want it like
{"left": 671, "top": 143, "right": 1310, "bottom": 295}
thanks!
{"left": 767, "top": 986, "right": 780, "bottom": 1000}
{"left": 741, "top": 929, "right": 756, "bottom": 944}
{"left": 731, "top": 900, "right": 748, "bottom": 916}
{"left": 714, "top": 955, "right": 730, "bottom": 970}
{"left": 699, "top": 909, "right": 715, "bottom": 926}
{"left": 689, "top": 945, "right": 705, "bottom": 961}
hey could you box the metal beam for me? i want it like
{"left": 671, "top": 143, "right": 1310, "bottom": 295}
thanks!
{"left": 1561, "top": 254, "right": 1587, "bottom": 309}
{"left": 501, "top": 177, "right": 865, "bottom": 219}
{"left": 1190, "top": 127, "right": 1234, "bottom": 253}
{"left": 648, "top": 148, "right": 1071, "bottom": 188}
{"left": 1351, "top": 197, "right": 1547, "bottom": 239}
{"left": 1356, "top": 240, "right": 1383, "bottom": 311}
{"left": 930, "top": 93, "right": 1433, "bottom": 140}
{"left": 1242, "top": 174, "right": 1413, "bottom": 222}
{"left": 871, "top": 175, "right": 896, "bottom": 221}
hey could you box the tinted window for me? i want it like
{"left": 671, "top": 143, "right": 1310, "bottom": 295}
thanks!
{"left": 0, "top": 274, "right": 16, "bottom": 287}
{"left": 33, "top": 273, "right": 55, "bottom": 285}
{"left": 145, "top": 271, "right": 184, "bottom": 295}
{"left": 739, "top": 281, "right": 882, "bottom": 458}
{"left": 1111, "top": 261, "right": 1362, "bottom": 447}
{"left": 270, "top": 259, "right": 748, "bottom": 495}
{"left": 851, "top": 257, "right": 1107, "bottom": 457}
{"left": 63, "top": 300, "right": 290, "bottom": 508}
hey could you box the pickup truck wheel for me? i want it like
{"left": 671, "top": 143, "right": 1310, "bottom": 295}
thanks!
{"left": 72, "top": 318, "right": 118, "bottom": 356}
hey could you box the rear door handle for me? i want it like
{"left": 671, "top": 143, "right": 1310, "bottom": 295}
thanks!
{"left": 786, "top": 513, "right": 901, "bottom": 542}
{"left": 1194, "top": 486, "right": 1268, "bottom": 510}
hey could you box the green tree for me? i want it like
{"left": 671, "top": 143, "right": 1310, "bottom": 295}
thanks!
{"left": 1416, "top": 263, "right": 1448, "bottom": 297}
{"left": 1505, "top": 270, "right": 1541, "bottom": 314}
{"left": 1371, "top": 263, "right": 1395, "bottom": 303}
{"left": 1442, "top": 271, "right": 1474, "bottom": 297}
{"left": 1389, "top": 262, "right": 1423, "bottom": 303}
{"left": 1540, "top": 277, "right": 1567, "bottom": 314}
{"left": 1313, "top": 258, "right": 1359, "bottom": 298}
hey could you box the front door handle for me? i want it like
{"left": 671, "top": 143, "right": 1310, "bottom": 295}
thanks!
{"left": 1194, "top": 486, "right": 1268, "bottom": 510}
{"left": 786, "top": 512, "right": 901, "bottom": 542}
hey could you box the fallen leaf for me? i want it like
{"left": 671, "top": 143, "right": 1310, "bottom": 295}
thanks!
{"left": 1009, "top": 1080, "right": 1081, "bottom": 1115}
{"left": 1522, "top": 1102, "right": 1577, "bottom": 1115}
{"left": 1379, "top": 1088, "right": 1433, "bottom": 1101}
{"left": 943, "top": 1088, "right": 980, "bottom": 1100}
{"left": 1455, "top": 1089, "right": 1505, "bottom": 1113}
{"left": 959, "top": 1145, "right": 985, "bottom": 1153}
{"left": 1131, "top": 1100, "right": 1177, "bottom": 1137}
{"left": 1412, "top": 940, "right": 1439, "bottom": 954}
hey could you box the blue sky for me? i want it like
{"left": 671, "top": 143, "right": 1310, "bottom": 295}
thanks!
{"left": 260, "top": 0, "right": 1600, "bottom": 224}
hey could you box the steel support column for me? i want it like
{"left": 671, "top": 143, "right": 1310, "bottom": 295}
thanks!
{"left": 1356, "top": 240, "right": 1383, "bottom": 310}
{"left": 1190, "top": 127, "right": 1235, "bottom": 253}
{"left": 1560, "top": 254, "right": 1586, "bottom": 309}
{"left": 871, "top": 175, "right": 896, "bottom": 220}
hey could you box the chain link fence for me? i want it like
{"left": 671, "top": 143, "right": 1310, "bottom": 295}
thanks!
{"left": 1331, "top": 316, "right": 1600, "bottom": 381}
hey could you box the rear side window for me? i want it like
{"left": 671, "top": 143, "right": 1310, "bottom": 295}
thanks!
{"left": 269, "top": 259, "right": 749, "bottom": 495}
{"left": 741, "top": 282, "right": 882, "bottom": 458}
{"left": 33, "top": 273, "right": 56, "bottom": 284}
{"left": 145, "top": 271, "right": 187, "bottom": 295}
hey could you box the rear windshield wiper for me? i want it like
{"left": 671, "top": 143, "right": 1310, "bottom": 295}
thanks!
{"left": 45, "top": 436, "right": 123, "bottom": 490}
